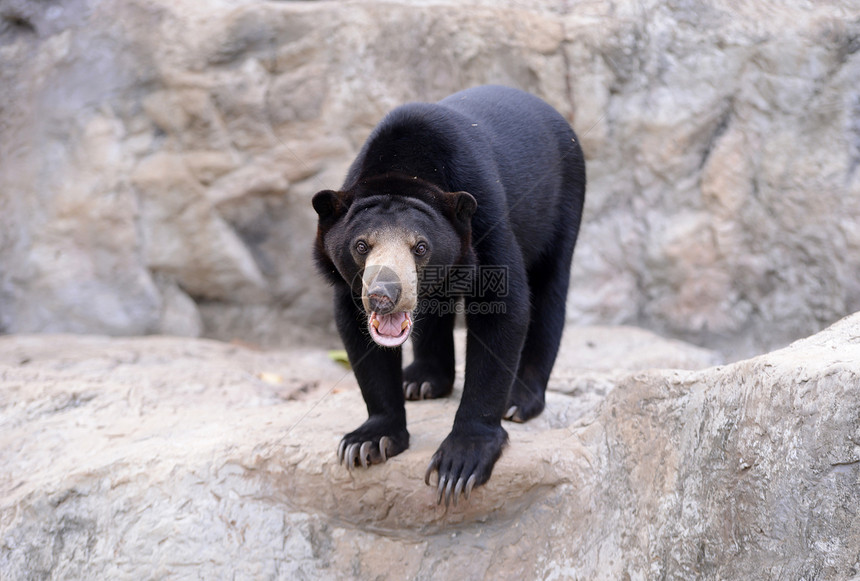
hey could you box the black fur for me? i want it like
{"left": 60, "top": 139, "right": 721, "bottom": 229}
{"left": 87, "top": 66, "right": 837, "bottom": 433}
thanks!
{"left": 313, "top": 85, "right": 585, "bottom": 501}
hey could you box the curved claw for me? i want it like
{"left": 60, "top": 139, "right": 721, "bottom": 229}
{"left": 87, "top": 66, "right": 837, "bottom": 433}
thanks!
{"left": 407, "top": 382, "right": 420, "bottom": 400}
{"left": 379, "top": 436, "right": 390, "bottom": 462}
{"left": 453, "top": 477, "right": 465, "bottom": 506}
{"left": 444, "top": 476, "right": 455, "bottom": 507}
{"left": 424, "top": 457, "right": 439, "bottom": 486}
{"left": 504, "top": 405, "right": 518, "bottom": 420}
{"left": 343, "top": 443, "right": 355, "bottom": 470}
{"left": 420, "top": 381, "right": 432, "bottom": 399}
{"left": 337, "top": 440, "right": 347, "bottom": 465}
{"left": 464, "top": 474, "right": 477, "bottom": 501}
{"left": 436, "top": 474, "right": 448, "bottom": 505}
{"left": 359, "top": 441, "right": 372, "bottom": 468}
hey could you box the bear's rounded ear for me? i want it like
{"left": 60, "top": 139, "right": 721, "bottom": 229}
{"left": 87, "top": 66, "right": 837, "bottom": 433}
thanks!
{"left": 450, "top": 191, "right": 477, "bottom": 223}
{"left": 312, "top": 190, "right": 350, "bottom": 221}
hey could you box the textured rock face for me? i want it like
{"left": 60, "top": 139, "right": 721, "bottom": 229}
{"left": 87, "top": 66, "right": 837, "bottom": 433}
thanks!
{"left": 563, "top": 0, "right": 860, "bottom": 358}
{"left": 1, "top": 0, "right": 859, "bottom": 357}
{"left": 2, "top": 317, "right": 859, "bottom": 579}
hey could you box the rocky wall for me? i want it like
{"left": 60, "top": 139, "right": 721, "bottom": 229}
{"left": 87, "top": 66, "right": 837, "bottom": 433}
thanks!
{"left": 0, "top": 0, "right": 858, "bottom": 357}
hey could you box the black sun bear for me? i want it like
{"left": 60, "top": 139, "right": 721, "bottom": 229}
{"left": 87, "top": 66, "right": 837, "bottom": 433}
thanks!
{"left": 312, "top": 85, "right": 585, "bottom": 506}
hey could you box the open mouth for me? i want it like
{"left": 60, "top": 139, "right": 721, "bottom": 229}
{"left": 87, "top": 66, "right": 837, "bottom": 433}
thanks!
{"left": 368, "top": 311, "right": 413, "bottom": 347}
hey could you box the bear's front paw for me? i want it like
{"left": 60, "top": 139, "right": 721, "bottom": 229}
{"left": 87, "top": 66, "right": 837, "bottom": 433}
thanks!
{"left": 402, "top": 360, "right": 454, "bottom": 400}
{"left": 337, "top": 416, "right": 409, "bottom": 469}
{"left": 423, "top": 424, "right": 508, "bottom": 507}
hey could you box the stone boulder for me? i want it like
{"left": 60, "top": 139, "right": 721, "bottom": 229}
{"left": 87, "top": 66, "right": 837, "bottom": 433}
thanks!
{"left": 0, "top": 0, "right": 858, "bottom": 358}
{"left": 2, "top": 316, "right": 859, "bottom": 579}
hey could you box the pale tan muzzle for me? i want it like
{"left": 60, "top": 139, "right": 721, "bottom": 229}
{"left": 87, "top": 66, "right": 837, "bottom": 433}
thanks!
{"left": 361, "top": 231, "right": 418, "bottom": 347}
{"left": 360, "top": 231, "right": 418, "bottom": 314}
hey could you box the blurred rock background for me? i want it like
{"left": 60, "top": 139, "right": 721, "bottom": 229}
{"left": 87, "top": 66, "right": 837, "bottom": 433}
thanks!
{"left": 1, "top": 0, "right": 858, "bottom": 359}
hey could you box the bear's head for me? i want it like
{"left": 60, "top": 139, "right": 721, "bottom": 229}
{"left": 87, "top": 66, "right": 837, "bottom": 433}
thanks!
{"left": 313, "top": 174, "right": 477, "bottom": 347}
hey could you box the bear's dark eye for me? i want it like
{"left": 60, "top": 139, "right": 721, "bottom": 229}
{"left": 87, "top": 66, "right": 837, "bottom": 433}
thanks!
{"left": 414, "top": 241, "right": 428, "bottom": 256}
{"left": 355, "top": 240, "right": 369, "bottom": 255}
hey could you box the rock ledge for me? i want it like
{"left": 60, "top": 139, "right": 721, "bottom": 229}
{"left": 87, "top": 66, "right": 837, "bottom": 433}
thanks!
{"left": 1, "top": 319, "right": 858, "bottom": 579}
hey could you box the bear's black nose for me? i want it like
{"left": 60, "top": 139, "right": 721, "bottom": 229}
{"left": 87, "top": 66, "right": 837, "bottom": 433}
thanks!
{"left": 366, "top": 266, "right": 401, "bottom": 314}
{"left": 368, "top": 292, "right": 395, "bottom": 314}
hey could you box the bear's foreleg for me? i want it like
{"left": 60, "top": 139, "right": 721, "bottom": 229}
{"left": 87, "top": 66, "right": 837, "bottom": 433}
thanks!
{"left": 333, "top": 285, "right": 410, "bottom": 469}
{"left": 424, "top": 293, "right": 529, "bottom": 506}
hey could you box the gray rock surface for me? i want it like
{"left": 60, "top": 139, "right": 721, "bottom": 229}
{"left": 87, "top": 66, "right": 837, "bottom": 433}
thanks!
{"left": 1, "top": 0, "right": 858, "bottom": 357}
{"left": 2, "top": 317, "right": 859, "bottom": 579}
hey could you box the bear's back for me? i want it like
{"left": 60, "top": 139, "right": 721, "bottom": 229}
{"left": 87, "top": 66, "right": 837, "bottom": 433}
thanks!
{"left": 345, "top": 86, "right": 584, "bottom": 265}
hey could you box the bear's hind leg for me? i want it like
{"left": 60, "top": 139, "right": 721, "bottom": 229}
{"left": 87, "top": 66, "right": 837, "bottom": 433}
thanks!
{"left": 505, "top": 252, "right": 573, "bottom": 423}
{"left": 403, "top": 302, "right": 456, "bottom": 400}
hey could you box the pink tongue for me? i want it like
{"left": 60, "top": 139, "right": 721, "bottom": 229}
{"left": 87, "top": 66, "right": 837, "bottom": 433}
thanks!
{"left": 376, "top": 312, "right": 407, "bottom": 337}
